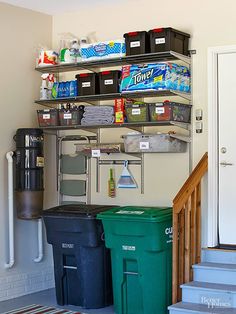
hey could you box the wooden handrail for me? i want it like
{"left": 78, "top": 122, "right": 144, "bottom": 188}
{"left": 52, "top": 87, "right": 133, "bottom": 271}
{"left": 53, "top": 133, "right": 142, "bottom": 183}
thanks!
{"left": 172, "top": 152, "right": 208, "bottom": 304}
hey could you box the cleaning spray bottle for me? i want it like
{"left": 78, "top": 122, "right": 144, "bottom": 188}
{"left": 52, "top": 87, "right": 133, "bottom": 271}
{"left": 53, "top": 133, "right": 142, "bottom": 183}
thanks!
{"left": 40, "top": 73, "right": 49, "bottom": 100}
{"left": 108, "top": 168, "right": 116, "bottom": 198}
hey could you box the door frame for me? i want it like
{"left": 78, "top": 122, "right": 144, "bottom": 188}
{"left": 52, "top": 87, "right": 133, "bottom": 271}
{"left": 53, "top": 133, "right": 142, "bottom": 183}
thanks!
{"left": 208, "top": 45, "right": 236, "bottom": 247}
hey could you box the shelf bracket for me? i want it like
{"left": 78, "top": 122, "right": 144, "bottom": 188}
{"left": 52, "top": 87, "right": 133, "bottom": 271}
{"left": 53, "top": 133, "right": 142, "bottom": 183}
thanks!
{"left": 170, "top": 51, "right": 191, "bottom": 65}
{"left": 171, "top": 90, "right": 191, "bottom": 101}
{"left": 170, "top": 121, "right": 190, "bottom": 130}
{"left": 169, "top": 134, "right": 191, "bottom": 143}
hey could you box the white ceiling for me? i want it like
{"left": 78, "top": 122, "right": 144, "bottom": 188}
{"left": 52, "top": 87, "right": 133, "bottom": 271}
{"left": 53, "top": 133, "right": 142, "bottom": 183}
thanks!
{"left": 0, "top": 0, "right": 111, "bottom": 15}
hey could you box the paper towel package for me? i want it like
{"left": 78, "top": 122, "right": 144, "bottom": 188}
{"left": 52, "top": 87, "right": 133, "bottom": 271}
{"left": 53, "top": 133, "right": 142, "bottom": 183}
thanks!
{"left": 120, "top": 62, "right": 190, "bottom": 93}
{"left": 80, "top": 40, "right": 126, "bottom": 61}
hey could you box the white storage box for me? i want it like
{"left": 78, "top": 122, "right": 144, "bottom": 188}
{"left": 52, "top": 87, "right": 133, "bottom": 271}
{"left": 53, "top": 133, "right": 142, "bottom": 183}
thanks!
{"left": 122, "top": 133, "right": 187, "bottom": 153}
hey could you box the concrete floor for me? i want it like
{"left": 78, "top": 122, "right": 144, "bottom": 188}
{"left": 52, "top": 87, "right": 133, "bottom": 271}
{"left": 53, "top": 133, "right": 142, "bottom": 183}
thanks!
{"left": 0, "top": 288, "right": 114, "bottom": 314}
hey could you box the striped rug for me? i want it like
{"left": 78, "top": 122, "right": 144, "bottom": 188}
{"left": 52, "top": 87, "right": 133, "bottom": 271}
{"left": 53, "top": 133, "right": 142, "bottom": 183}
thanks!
{"left": 2, "top": 304, "right": 87, "bottom": 314}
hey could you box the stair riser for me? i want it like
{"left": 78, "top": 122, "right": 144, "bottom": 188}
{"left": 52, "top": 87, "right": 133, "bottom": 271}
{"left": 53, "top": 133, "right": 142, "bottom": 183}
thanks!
{"left": 193, "top": 268, "right": 236, "bottom": 285}
{"left": 202, "top": 250, "right": 236, "bottom": 264}
{"left": 169, "top": 310, "right": 204, "bottom": 314}
{"left": 182, "top": 287, "right": 236, "bottom": 308}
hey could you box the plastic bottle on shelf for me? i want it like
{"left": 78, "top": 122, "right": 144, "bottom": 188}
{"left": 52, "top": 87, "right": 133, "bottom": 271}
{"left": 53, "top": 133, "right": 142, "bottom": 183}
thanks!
{"left": 47, "top": 74, "right": 55, "bottom": 99}
{"left": 40, "top": 73, "right": 48, "bottom": 100}
{"left": 51, "top": 82, "right": 59, "bottom": 99}
{"left": 70, "top": 39, "right": 80, "bottom": 62}
{"left": 69, "top": 80, "right": 77, "bottom": 97}
{"left": 65, "top": 81, "right": 70, "bottom": 98}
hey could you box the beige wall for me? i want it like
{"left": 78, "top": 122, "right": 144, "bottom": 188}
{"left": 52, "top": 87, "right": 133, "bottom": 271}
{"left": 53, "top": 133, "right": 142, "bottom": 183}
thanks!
{"left": 52, "top": 0, "right": 236, "bottom": 246}
{"left": 0, "top": 3, "right": 54, "bottom": 300}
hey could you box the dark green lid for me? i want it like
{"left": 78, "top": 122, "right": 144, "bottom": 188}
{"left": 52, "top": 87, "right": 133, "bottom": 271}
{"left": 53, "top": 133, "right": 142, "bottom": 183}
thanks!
{"left": 97, "top": 206, "right": 172, "bottom": 222}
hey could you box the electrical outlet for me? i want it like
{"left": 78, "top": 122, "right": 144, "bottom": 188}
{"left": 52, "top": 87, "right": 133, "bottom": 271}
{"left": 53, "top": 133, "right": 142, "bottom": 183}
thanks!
{"left": 195, "top": 109, "right": 203, "bottom": 120}
{"left": 195, "top": 121, "right": 203, "bottom": 133}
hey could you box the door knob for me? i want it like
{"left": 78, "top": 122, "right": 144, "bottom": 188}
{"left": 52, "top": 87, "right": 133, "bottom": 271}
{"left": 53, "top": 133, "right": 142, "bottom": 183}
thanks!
{"left": 221, "top": 147, "right": 227, "bottom": 154}
{"left": 220, "top": 161, "right": 234, "bottom": 167}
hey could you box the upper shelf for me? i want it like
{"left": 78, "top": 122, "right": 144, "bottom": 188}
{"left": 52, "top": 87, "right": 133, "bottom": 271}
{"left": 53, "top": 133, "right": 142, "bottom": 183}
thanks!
{"left": 35, "top": 90, "right": 191, "bottom": 106}
{"left": 35, "top": 51, "right": 191, "bottom": 74}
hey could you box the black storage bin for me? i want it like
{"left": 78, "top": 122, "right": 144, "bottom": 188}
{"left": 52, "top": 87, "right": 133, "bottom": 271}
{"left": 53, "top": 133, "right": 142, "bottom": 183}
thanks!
{"left": 37, "top": 109, "right": 58, "bottom": 127}
{"left": 123, "top": 31, "right": 150, "bottom": 55}
{"left": 148, "top": 101, "right": 192, "bottom": 123}
{"left": 43, "top": 204, "right": 117, "bottom": 309}
{"left": 125, "top": 103, "right": 149, "bottom": 123}
{"left": 58, "top": 107, "right": 83, "bottom": 126}
{"left": 98, "top": 70, "right": 121, "bottom": 94}
{"left": 75, "top": 73, "right": 99, "bottom": 96}
{"left": 149, "top": 27, "right": 190, "bottom": 56}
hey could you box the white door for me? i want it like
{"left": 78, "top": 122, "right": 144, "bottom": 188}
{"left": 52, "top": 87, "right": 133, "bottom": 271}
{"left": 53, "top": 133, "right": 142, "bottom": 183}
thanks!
{"left": 218, "top": 52, "right": 236, "bottom": 246}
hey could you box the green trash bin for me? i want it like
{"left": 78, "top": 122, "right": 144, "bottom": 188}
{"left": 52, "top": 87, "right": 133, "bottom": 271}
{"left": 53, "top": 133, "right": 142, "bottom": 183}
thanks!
{"left": 97, "top": 206, "right": 172, "bottom": 314}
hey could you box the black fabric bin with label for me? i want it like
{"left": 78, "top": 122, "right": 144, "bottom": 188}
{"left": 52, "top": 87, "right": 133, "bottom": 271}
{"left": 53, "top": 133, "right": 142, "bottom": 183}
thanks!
{"left": 149, "top": 27, "right": 190, "bottom": 56}
{"left": 43, "top": 204, "right": 116, "bottom": 309}
{"left": 98, "top": 70, "right": 121, "bottom": 94}
{"left": 123, "top": 31, "right": 150, "bottom": 55}
{"left": 75, "top": 73, "right": 99, "bottom": 96}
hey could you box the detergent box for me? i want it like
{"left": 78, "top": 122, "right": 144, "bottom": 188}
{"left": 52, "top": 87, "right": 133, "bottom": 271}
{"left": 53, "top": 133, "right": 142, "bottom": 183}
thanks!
{"left": 80, "top": 40, "right": 126, "bottom": 61}
{"left": 120, "top": 62, "right": 190, "bottom": 93}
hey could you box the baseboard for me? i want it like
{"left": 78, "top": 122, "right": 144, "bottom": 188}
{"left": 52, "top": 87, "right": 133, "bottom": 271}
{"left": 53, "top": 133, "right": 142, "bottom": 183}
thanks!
{"left": 214, "top": 244, "right": 236, "bottom": 250}
{"left": 0, "top": 266, "right": 55, "bottom": 301}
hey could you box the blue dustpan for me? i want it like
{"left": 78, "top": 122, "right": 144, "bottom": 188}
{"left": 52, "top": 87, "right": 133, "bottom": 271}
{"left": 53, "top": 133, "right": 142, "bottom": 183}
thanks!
{"left": 117, "top": 161, "right": 137, "bottom": 189}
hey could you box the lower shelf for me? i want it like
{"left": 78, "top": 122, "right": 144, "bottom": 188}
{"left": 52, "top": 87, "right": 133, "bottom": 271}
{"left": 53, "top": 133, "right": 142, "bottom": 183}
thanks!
{"left": 40, "top": 121, "right": 190, "bottom": 131}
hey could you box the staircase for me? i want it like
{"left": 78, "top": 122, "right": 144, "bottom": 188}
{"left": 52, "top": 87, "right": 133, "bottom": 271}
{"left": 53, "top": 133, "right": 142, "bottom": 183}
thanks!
{"left": 169, "top": 248, "right": 236, "bottom": 313}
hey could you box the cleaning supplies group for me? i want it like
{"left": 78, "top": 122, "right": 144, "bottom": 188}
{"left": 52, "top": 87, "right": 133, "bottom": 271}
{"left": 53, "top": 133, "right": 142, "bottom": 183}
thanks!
{"left": 38, "top": 35, "right": 125, "bottom": 67}
{"left": 108, "top": 162, "right": 137, "bottom": 198}
{"left": 38, "top": 37, "right": 82, "bottom": 67}
{"left": 40, "top": 74, "right": 77, "bottom": 100}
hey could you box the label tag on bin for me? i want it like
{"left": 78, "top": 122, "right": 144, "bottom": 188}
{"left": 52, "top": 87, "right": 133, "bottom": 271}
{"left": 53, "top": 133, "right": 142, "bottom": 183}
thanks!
{"left": 122, "top": 245, "right": 136, "bottom": 251}
{"left": 116, "top": 210, "right": 144, "bottom": 215}
{"left": 92, "top": 149, "right": 101, "bottom": 157}
{"left": 155, "top": 38, "right": 165, "bottom": 45}
{"left": 140, "top": 142, "right": 149, "bottom": 150}
{"left": 43, "top": 114, "right": 50, "bottom": 119}
{"left": 104, "top": 79, "right": 113, "bottom": 85}
{"left": 130, "top": 41, "right": 140, "bottom": 48}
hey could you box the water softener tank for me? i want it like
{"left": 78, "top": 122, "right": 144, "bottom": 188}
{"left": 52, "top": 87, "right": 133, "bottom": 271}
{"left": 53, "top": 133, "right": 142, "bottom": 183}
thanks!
{"left": 14, "top": 128, "right": 44, "bottom": 219}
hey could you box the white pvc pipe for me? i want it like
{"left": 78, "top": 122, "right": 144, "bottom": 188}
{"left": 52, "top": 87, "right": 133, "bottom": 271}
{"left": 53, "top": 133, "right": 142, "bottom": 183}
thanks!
{"left": 5, "top": 151, "right": 14, "bottom": 269}
{"left": 34, "top": 218, "right": 43, "bottom": 262}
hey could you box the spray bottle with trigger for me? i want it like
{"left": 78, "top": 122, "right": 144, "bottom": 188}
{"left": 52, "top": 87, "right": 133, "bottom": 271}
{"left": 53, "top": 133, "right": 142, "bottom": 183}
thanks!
{"left": 40, "top": 73, "right": 49, "bottom": 100}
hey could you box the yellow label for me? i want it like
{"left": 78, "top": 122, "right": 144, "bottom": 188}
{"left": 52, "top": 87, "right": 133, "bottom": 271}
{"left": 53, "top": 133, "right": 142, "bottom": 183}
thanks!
{"left": 36, "top": 157, "right": 44, "bottom": 167}
{"left": 154, "top": 75, "right": 163, "bottom": 83}
{"left": 115, "top": 111, "right": 124, "bottom": 123}
{"left": 109, "top": 41, "right": 115, "bottom": 48}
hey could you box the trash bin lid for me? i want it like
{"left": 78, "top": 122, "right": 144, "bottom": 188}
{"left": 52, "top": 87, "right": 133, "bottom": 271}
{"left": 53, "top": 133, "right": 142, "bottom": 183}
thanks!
{"left": 42, "top": 204, "right": 117, "bottom": 218}
{"left": 97, "top": 206, "right": 172, "bottom": 222}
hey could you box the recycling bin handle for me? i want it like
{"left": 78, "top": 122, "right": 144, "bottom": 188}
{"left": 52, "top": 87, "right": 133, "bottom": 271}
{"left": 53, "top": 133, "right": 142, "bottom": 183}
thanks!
{"left": 123, "top": 271, "right": 138, "bottom": 276}
{"left": 63, "top": 265, "right": 77, "bottom": 270}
